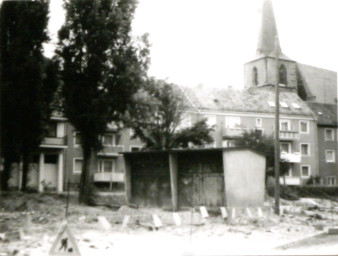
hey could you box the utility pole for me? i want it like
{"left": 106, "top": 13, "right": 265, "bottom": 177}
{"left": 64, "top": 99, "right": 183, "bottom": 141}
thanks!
{"left": 274, "top": 36, "right": 280, "bottom": 215}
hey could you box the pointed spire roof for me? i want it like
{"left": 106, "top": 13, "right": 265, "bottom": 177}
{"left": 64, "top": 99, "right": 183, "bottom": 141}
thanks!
{"left": 255, "top": 0, "right": 292, "bottom": 61}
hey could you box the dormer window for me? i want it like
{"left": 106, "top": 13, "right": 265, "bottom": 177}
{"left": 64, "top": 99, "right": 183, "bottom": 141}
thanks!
{"left": 279, "top": 64, "right": 287, "bottom": 86}
{"left": 253, "top": 67, "right": 258, "bottom": 86}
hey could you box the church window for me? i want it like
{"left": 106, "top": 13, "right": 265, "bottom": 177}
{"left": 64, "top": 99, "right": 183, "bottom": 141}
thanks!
{"left": 253, "top": 67, "right": 258, "bottom": 86}
{"left": 279, "top": 64, "right": 287, "bottom": 86}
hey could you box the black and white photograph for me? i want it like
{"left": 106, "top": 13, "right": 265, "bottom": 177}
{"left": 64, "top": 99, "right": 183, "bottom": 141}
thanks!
{"left": 0, "top": 0, "right": 337, "bottom": 255}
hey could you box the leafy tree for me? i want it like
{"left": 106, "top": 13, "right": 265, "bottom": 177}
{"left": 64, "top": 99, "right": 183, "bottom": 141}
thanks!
{"left": 0, "top": 1, "right": 58, "bottom": 190}
{"left": 56, "top": 0, "right": 149, "bottom": 203}
{"left": 125, "top": 79, "right": 214, "bottom": 150}
{"left": 237, "top": 130, "right": 290, "bottom": 178}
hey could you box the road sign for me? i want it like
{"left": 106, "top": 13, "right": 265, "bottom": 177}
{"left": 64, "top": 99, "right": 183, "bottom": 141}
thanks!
{"left": 49, "top": 223, "right": 81, "bottom": 256}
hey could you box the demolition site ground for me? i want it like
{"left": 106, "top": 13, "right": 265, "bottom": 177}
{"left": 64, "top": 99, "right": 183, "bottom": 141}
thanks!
{"left": 0, "top": 192, "right": 338, "bottom": 255}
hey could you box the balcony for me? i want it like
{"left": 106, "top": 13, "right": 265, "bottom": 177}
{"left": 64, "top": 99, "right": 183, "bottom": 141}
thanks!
{"left": 40, "top": 136, "right": 67, "bottom": 148}
{"left": 94, "top": 172, "right": 125, "bottom": 182}
{"left": 280, "top": 152, "right": 301, "bottom": 163}
{"left": 279, "top": 177, "right": 301, "bottom": 185}
{"left": 97, "top": 145, "right": 124, "bottom": 156}
{"left": 279, "top": 130, "right": 299, "bottom": 141}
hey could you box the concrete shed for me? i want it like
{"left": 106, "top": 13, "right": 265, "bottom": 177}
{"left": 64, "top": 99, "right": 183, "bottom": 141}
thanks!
{"left": 123, "top": 147, "right": 266, "bottom": 210}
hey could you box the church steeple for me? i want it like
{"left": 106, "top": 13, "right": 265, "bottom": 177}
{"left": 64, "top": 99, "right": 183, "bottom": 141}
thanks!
{"left": 243, "top": 0, "right": 297, "bottom": 90}
{"left": 256, "top": 0, "right": 280, "bottom": 56}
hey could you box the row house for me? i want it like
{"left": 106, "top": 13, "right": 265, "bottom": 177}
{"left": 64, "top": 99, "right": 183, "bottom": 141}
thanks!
{"left": 307, "top": 103, "right": 338, "bottom": 185}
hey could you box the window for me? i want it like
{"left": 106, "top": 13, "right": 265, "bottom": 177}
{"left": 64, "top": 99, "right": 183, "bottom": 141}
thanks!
{"left": 300, "top": 144, "right": 310, "bottom": 156}
{"left": 280, "top": 102, "right": 288, "bottom": 108}
{"left": 98, "top": 159, "right": 115, "bottom": 173}
{"left": 256, "top": 118, "right": 262, "bottom": 127}
{"left": 280, "top": 120, "right": 290, "bottom": 131}
{"left": 292, "top": 103, "right": 301, "bottom": 109}
{"left": 280, "top": 143, "right": 290, "bottom": 153}
{"left": 253, "top": 67, "right": 258, "bottom": 86}
{"left": 268, "top": 101, "right": 275, "bottom": 107}
{"left": 326, "top": 150, "right": 335, "bottom": 162}
{"left": 46, "top": 122, "right": 57, "bottom": 137}
{"left": 204, "top": 114, "right": 216, "bottom": 128}
{"left": 73, "top": 159, "right": 83, "bottom": 174}
{"left": 130, "top": 146, "right": 141, "bottom": 152}
{"left": 225, "top": 116, "right": 241, "bottom": 129}
{"left": 102, "top": 133, "right": 115, "bottom": 146}
{"left": 325, "top": 128, "right": 334, "bottom": 141}
{"left": 129, "top": 128, "right": 135, "bottom": 137}
{"left": 301, "top": 165, "right": 310, "bottom": 178}
{"left": 74, "top": 132, "right": 81, "bottom": 146}
{"left": 279, "top": 64, "right": 287, "bottom": 86}
{"left": 327, "top": 176, "right": 336, "bottom": 186}
{"left": 299, "top": 121, "right": 309, "bottom": 134}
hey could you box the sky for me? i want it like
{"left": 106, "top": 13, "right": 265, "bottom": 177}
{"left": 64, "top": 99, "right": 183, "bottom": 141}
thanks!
{"left": 44, "top": 0, "right": 338, "bottom": 90}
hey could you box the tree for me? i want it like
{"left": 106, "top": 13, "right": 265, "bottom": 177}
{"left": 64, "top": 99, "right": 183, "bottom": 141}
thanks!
{"left": 125, "top": 79, "right": 214, "bottom": 150}
{"left": 237, "top": 130, "right": 290, "bottom": 178}
{"left": 0, "top": 1, "right": 58, "bottom": 190}
{"left": 56, "top": 0, "right": 149, "bottom": 204}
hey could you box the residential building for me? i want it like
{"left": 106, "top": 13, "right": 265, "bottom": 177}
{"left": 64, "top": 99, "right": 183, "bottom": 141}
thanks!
{"left": 307, "top": 103, "right": 338, "bottom": 185}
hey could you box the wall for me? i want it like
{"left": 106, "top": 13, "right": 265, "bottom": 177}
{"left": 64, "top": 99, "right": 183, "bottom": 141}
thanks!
{"left": 223, "top": 149, "right": 266, "bottom": 207}
{"left": 243, "top": 57, "right": 297, "bottom": 89}
{"left": 317, "top": 127, "right": 338, "bottom": 184}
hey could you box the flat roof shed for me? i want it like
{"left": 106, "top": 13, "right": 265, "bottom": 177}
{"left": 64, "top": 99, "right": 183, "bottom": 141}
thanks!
{"left": 122, "top": 147, "right": 266, "bottom": 210}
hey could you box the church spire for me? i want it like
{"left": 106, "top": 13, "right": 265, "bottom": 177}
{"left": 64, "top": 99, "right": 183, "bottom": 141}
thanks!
{"left": 256, "top": 0, "right": 281, "bottom": 56}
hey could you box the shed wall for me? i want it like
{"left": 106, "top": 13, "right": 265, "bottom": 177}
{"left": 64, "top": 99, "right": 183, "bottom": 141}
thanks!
{"left": 223, "top": 150, "right": 266, "bottom": 207}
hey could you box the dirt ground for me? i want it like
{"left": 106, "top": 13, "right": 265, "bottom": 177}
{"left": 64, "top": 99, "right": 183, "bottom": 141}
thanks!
{"left": 0, "top": 192, "right": 338, "bottom": 256}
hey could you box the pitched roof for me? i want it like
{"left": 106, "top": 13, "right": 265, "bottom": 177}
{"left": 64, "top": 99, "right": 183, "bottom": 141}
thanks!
{"left": 306, "top": 102, "right": 338, "bottom": 127}
{"left": 256, "top": 0, "right": 278, "bottom": 56}
{"left": 181, "top": 86, "right": 314, "bottom": 117}
{"left": 297, "top": 63, "right": 337, "bottom": 104}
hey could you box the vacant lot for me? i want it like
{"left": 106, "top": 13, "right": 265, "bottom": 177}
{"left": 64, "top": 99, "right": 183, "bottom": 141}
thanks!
{"left": 1, "top": 192, "right": 337, "bottom": 255}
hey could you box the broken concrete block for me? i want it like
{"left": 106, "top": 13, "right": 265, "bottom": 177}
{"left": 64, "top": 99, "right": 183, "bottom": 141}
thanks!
{"left": 173, "top": 213, "right": 181, "bottom": 226}
{"left": 220, "top": 207, "right": 227, "bottom": 219}
{"left": 122, "top": 215, "right": 130, "bottom": 228}
{"left": 97, "top": 216, "right": 112, "bottom": 230}
{"left": 200, "top": 206, "right": 209, "bottom": 218}
{"left": 152, "top": 214, "right": 163, "bottom": 228}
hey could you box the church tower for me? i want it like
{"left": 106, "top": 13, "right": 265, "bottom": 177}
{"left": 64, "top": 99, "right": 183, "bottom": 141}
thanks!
{"left": 244, "top": 0, "right": 297, "bottom": 89}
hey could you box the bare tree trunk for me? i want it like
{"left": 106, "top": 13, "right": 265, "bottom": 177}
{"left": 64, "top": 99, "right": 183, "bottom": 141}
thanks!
{"left": 79, "top": 146, "right": 95, "bottom": 204}
{"left": 1, "top": 155, "right": 14, "bottom": 191}
{"left": 21, "top": 153, "right": 31, "bottom": 191}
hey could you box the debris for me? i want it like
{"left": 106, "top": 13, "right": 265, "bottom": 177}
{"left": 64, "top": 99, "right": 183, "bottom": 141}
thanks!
{"left": 220, "top": 207, "right": 228, "bottom": 219}
{"left": 328, "top": 227, "right": 338, "bottom": 235}
{"left": 173, "top": 213, "right": 181, "bottom": 226}
{"left": 199, "top": 206, "right": 209, "bottom": 218}
{"left": 122, "top": 215, "right": 130, "bottom": 228}
{"left": 97, "top": 216, "right": 112, "bottom": 231}
{"left": 152, "top": 214, "right": 163, "bottom": 228}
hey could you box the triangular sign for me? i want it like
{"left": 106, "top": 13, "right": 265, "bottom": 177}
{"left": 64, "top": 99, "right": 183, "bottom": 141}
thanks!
{"left": 49, "top": 223, "right": 81, "bottom": 256}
